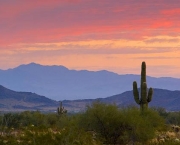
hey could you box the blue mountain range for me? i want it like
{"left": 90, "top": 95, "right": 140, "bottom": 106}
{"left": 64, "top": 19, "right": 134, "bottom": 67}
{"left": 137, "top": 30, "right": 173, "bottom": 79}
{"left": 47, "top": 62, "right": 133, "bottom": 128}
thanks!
{"left": 0, "top": 63, "right": 180, "bottom": 100}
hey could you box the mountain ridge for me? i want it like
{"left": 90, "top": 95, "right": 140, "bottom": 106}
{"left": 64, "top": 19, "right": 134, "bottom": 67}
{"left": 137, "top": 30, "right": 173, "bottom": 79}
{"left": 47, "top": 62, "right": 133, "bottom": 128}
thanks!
{"left": 0, "top": 85, "right": 58, "bottom": 112}
{"left": 62, "top": 88, "right": 180, "bottom": 112}
{"left": 0, "top": 85, "right": 180, "bottom": 112}
{"left": 0, "top": 62, "right": 180, "bottom": 100}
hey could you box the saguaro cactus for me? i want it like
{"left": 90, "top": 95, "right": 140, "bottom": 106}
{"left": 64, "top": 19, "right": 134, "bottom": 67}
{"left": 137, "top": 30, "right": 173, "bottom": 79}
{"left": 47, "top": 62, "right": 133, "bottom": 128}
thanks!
{"left": 57, "top": 102, "right": 67, "bottom": 115}
{"left": 133, "top": 61, "right": 153, "bottom": 111}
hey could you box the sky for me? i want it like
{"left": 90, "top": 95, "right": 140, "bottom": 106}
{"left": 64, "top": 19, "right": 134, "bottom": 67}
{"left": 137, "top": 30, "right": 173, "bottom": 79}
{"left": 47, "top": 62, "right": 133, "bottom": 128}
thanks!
{"left": 1, "top": 0, "right": 180, "bottom": 77}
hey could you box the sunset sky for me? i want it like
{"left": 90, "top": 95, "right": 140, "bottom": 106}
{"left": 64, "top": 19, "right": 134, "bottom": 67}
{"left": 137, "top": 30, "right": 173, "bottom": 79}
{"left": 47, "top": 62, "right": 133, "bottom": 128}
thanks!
{"left": 1, "top": 0, "right": 180, "bottom": 77}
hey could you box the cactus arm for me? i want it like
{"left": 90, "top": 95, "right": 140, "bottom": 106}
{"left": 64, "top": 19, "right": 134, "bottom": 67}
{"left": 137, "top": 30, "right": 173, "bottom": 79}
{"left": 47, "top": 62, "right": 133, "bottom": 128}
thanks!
{"left": 133, "top": 81, "right": 140, "bottom": 104}
{"left": 147, "top": 88, "right": 153, "bottom": 102}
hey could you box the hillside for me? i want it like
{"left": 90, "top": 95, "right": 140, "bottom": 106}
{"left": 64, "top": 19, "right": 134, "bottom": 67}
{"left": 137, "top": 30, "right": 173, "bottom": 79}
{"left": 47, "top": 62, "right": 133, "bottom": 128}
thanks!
{"left": 62, "top": 88, "right": 180, "bottom": 112}
{"left": 0, "top": 85, "right": 58, "bottom": 112}
{"left": 0, "top": 63, "right": 180, "bottom": 100}
{"left": 0, "top": 85, "right": 180, "bottom": 112}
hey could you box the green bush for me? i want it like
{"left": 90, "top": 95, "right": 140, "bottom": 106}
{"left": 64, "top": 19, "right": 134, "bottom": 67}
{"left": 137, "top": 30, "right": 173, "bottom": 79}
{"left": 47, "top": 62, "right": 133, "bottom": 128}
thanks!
{"left": 80, "top": 102, "right": 165, "bottom": 145}
{"left": 122, "top": 107, "right": 165, "bottom": 144}
{"left": 166, "top": 112, "right": 180, "bottom": 125}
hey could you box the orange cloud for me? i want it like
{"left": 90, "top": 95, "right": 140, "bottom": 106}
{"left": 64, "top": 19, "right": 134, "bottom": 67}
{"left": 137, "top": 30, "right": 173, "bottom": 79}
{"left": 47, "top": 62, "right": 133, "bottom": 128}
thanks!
{"left": 0, "top": 1, "right": 180, "bottom": 77}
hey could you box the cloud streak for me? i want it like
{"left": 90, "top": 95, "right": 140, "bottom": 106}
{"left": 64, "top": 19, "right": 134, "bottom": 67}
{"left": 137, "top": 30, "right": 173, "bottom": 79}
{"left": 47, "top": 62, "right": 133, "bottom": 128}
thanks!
{"left": 5, "top": 35, "right": 180, "bottom": 54}
{"left": 1, "top": 0, "right": 180, "bottom": 44}
{"left": 0, "top": 0, "right": 180, "bottom": 77}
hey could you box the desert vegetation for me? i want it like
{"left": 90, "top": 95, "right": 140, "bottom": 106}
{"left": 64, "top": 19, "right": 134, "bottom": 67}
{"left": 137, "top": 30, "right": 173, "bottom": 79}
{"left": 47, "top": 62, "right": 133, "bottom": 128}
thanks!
{"left": 0, "top": 103, "right": 180, "bottom": 145}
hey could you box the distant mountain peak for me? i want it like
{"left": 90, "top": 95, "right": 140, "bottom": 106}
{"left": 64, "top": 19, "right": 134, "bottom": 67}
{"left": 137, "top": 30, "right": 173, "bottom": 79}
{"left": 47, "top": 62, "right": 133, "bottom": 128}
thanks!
{"left": 13, "top": 62, "right": 69, "bottom": 72}
{"left": 27, "top": 62, "right": 41, "bottom": 66}
{"left": 15, "top": 62, "right": 42, "bottom": 69}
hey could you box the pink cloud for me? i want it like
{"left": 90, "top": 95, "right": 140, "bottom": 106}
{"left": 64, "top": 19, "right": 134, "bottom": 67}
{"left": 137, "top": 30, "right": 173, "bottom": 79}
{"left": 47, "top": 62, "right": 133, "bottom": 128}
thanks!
{"left": 0, "top": 0, "right": 180, "bottom": 45}
{"left": 161, "top": 8, "right": 180, "bottom": 15}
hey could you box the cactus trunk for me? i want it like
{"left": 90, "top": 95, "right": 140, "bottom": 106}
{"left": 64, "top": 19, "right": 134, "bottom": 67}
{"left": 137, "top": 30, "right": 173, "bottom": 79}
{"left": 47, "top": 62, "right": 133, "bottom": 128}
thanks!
{"left": 133, "top": 62, "right": 153, "bottom": 111}
{"left": 57, "top": 102, "right": 67, "bottom": 115}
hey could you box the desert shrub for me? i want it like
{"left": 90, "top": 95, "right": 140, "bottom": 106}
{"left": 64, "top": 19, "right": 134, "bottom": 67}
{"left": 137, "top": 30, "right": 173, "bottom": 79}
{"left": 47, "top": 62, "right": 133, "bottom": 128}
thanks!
{"left": 122, "top": 107, "right": 165, "bottom": 144}
{"left": 80, "top": 102, "right": 165, "bottom": 145}
{"left": 0, "top": 125, "right": 102, "bottom": 145}
{"left": 166, "top": 112, "right": 180, "bottom": 125}
{"left": 151, "top": 108, "right": 180, "bottom": 126}
{"left": 19, "top": 111, "right": 46, "bottom": 127}
{"left": 152, "top": 107, "right": 169, "bottom": 118}
{"left": 44, "top": 113, "right": 59, "bottom": 127}
{"left": 80, "top": 102, "right": 126, "bottom": 144}
{"left": 0, "top": 113, "right": 21, "bottom": 128}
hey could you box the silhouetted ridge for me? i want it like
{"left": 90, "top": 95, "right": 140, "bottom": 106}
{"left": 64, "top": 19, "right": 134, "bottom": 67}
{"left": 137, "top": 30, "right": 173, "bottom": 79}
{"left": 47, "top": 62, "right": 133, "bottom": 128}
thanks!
{"left": 0, "top": 84, "right": 58, "bottom": 111}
